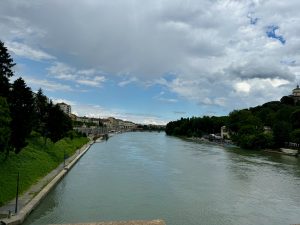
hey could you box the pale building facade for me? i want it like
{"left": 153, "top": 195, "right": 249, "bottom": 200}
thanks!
{"left": 292, "top": 85, "right": 300, "bottom": 103}
{"left": 57, "top": 102, "right": 71, "bottom": 115}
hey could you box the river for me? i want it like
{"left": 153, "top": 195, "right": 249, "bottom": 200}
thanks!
{"left": 23, "top": 132, "right": 300, "bottom": 225}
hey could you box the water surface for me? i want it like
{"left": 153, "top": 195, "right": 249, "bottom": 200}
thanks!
{"left": 24, "top": 132, "right": 300, "bottom": 225}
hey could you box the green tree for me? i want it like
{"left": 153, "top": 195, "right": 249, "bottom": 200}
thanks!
{"left": 273, "top": 121, "right": 292, "bottom": 147}
{"left": 290, "top": 109, "right": 300, "bottom": 129}
{"left": 9, "top": 78, "right": 34, "bottom": 154}
{"left": 46, "top": 102, "right": 73, "bottom": 142}
{"left": 33, "top": 88, "right": 49, "bottom": 136}
{"left": 0, "top": 41, "right": 15, "bottom": 98}
{"left": 0, "top": 97, "right": 11, "bottom": 156}
{"left": 290, "top": 129, "right": 300, "bottom": 144}
{"left": 280, "top": 96, "right": 295, "bottom": 105}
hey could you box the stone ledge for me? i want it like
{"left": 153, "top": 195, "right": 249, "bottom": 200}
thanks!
{"left": 49, "top": 220, "right": 166, "bottom": 225}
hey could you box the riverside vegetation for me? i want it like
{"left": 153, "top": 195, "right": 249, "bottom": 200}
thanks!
{"left": 0, "top": 40, "right": 89, "bottom": 206}
{"left": 0, "top": 133, "right": 88, "bottom": 206}
{"left": 166, "top": 98, "right": 300, "bottom": 150}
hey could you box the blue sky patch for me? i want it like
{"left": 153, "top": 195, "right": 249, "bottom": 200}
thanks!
{"left": 266, "top": 25, "right": 286, "bottom": 44}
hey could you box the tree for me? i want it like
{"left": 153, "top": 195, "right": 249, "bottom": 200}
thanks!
{"left": 273, "top": 121, "right": 292, "bottom": 147}
{"left": 0, "top": 41, "right": 15, "bottom": 98}
{"left": 33, "top": 88, "right": 49, "bottom": 136}
{"left": 0, "top": 97, "right": 11, "bottom": 156}
{"left": 290, "top": 129, "right": 300, "bottom": 144}
{"left": 290, "top": 109, "right": 300, "bottom": 129}
{"left": 9, "top": 78, "right": 34, "bottom": 154}
{"left": 46, "top": 102, "right": 73, "bottom": 142}
{"left": 280, "top": 96, "right": 295, "bottom": 105}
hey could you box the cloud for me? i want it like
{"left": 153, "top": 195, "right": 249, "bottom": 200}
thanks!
{"left": 153, "top": 91, "right": 178, "bottom": 103}
{"left": 69, "top": 103, "right": 168, "bottom": 125}
{"left": 6, "top": 41, "right": 55, "bottom": 61}
{"left": 22, "top": 76, "right": 73, "bottom": 92}
{"left": 51, "top": 98, "right": 77, "bottom": 106}
{"left": 118, "top": 77, "right": 138, "bottom": 87}
{"left": 1, "top": 0, "right": 300, "bottom": 113}
{"left": 47, "top": 62, "right": 106, "bottom": 87}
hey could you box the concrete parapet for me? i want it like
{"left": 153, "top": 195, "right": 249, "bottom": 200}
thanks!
{"left": 49, "top": 220, "right": 166, "bottom": 225}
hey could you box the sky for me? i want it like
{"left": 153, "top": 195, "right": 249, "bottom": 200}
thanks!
{"left": 1, "top": 0, "right": 300, "bottom": 125}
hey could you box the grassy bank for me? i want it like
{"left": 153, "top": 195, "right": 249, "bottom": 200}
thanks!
{"left": 0, "top": 132, "right": 89, "bottom": 206}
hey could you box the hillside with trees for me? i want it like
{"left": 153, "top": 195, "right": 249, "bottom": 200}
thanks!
{"left": 0, "top": 40, "right": 89, "bottom": 206}
{"left": 0, "top": 41, "right": 76, "bottom": 158}
{"left": 166, "top": 96, "right": 300, "bottom": 150}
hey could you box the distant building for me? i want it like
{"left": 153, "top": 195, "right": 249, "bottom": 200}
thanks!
{"left": 57, "top": 102, "right": 71, "bottom": 115}
{"left": 221, "top": 126, "right": 230, "bottom": 139}
{"left": 292, "top": 85, "right": 300, "bottom": 103}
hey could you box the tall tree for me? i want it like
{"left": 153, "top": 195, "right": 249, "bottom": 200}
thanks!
{"left": 0, "top": 41, "right": 15, "bottom": 98}
{"left": 0, "top": 97, "right": 11, "bottom": 156}
{"left": 290, "top": 109, "right": 300, "bottom": 129}
{"left": 33, "top": 88, "right": 49, "bottom": 136}
{"left": 9, "top": 78, "right": 34, "bottom": 154}
{"left": 46, "top": 102, "right": 73, "bottom": 143}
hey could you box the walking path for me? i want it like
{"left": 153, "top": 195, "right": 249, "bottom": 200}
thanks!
{"left": 0, "top": 140, "right": 94, "bottom": 225}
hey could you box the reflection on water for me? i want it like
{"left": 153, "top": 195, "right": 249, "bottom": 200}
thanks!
{"left": 23, "top": 132, "right": 300, "bottom": 225}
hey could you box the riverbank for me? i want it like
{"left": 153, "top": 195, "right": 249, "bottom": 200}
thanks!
{"left": 183, "top": 135, "right": 299, "bottom": 157}
{"left": 0, "top": 138, "right": 93, "bottom": 225}
{"left": 0, "top": 133, "right": 89, "bottom": 221}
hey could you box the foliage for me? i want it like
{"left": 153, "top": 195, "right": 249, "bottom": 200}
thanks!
{"left": 290, "top": 109, "right": 300, "bottom": 129}
{"left": 46, "top": 102, "right": 73, "bottom": 143}
{"left": 137, "top": 124, "right": 165, "bottom": 131}
{"left": 0, "top": 40, "right": 74, "bottom": 157}
{"left": 165, "top": 116, "right": 228, "bottom": 137}
{"left": 0, "top": 133, "right": 89, "bottom": 206}
{"left": 8, "top": 78, "right": 35, "bottom": 154}
{"left": 290, "top": 129, "right": 300, "bottom": 144}
{"left": 166, "top": 95, "right": 300, "bottom": 149}
{"left": 0, "top": 41, "right": 15, "bottom": 98}
{"left": 280, "top": 96, "right": 295, "bottom": 105}
{"left": 0, "top": 97, "right": 11, "bottom": 155}
{"left": 33, "top": 88, "right": 49, "bottom": 136}
{"left": 273, "top": 121, "right": 292, "bottom": 147}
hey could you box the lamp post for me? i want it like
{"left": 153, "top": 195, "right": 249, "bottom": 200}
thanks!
{"left": 15, "top": 172, "right": 20, "bottom": 214}
{"left": 63, "top": 149, "right": 66, "bottom": 167}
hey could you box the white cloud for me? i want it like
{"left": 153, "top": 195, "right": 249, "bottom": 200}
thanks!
{"left": 234, "top": 82, "right": 251, "bottom": 94}
{"left": 47, "top": 62, "right": 106, "bottom": 87}
{"left": 51, "top": 98, "right": 77, "bottom": 106}
{"left": 6, "top": 41, "right": 55, "bottom": 61}
{"left": 118, "top": 77, "right": 138, "bottom": 87}
{"left": 22, "top": 76, "right": 73, "bottom": 92}
{"left": 70, "top": 103, "right": 168, "bottom": 125}
{"left": 1, "top": 0, "right": 300, "bottom": 112}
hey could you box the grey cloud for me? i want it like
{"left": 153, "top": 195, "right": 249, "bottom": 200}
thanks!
{"left": 1, "top": 0, "right": 300, "bottom": 112}
{"left": 225, "top": 59, "right": 295, "bottom": 81}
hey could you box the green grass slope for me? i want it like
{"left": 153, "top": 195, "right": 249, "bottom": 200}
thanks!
{"left": 0, "top": 132, "right": 89, "bottom": 206}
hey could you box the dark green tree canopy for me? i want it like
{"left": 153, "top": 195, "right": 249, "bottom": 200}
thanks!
{"left": 8, "top": 78, "right": 34, "bottom": 153}
{"left": 0, "top": 97, "right": 11, "bottom": 155}
{"left": 0, "top": 41, "right": 15, "bottom": 97}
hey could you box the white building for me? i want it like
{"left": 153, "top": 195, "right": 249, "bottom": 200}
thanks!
{"left": 57, "top": 102, "right": 71, "bottom": 115}
{"left": 292, "top": 85, "right": 300, "bottom": 103}
{"left": 221, "top": 126, "right": 230, "bottom": 139}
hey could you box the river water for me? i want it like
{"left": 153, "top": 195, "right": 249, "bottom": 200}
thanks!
{"left": 23, "top": 132, "right": 300, "bottom": 225}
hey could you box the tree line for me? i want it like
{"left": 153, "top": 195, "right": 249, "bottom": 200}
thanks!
{"left": 166, "top": 96, "right": 300, "bottom": 150}
{"left": 0, "top": 41, "right": 74, "bottom": 157}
